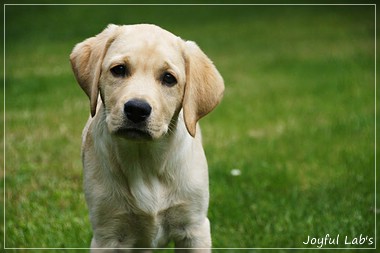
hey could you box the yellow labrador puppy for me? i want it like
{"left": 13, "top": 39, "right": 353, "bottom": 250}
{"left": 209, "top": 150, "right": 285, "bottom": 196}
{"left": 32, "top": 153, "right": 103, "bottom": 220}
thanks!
{"left": 70, "top": 24, "right": 224, "bottom": 252}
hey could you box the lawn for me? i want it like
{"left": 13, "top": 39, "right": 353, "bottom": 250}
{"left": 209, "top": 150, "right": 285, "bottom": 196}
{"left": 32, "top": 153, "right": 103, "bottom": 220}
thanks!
{"left": 2, "top": 3, "right": 376, "bottom": 252}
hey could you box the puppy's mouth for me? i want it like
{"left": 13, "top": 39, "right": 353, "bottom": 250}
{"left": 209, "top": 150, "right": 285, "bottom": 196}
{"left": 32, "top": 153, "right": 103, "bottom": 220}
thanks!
{"left": 114, "top": 127, "right": 153, "bottom": 140}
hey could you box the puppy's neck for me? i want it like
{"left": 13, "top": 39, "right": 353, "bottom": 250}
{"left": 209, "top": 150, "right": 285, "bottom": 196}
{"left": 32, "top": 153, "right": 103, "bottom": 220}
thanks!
{"left": 93, "top": 108, "right": 191, "bottom": 177}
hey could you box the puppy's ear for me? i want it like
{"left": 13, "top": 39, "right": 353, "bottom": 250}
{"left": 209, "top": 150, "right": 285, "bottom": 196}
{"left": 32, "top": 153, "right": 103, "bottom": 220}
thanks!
{"left": 70, "top": 24, "right": 118, "bottom": 117}
{"left": 183, "top": 41, "right": 224, "bottom": 137}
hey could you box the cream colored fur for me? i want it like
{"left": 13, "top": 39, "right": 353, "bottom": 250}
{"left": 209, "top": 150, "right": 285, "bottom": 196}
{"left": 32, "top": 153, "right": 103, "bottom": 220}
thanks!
{"left": 70, "top": 24, "right": 224, "bottom": 252}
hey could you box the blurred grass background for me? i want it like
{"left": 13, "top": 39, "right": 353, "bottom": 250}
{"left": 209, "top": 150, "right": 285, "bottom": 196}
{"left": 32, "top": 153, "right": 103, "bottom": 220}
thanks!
{"left": 2, "top": 2, "right": 376, "bottom": 252}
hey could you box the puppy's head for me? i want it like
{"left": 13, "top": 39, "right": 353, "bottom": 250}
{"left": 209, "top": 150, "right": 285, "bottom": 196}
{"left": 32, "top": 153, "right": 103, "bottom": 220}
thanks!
{"left": 70, "top": 24, "right": 224, "bottom": 140}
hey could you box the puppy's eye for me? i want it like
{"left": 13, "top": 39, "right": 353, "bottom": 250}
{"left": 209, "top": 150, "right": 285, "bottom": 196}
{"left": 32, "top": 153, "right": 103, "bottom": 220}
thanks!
{"left": 110, "top": 65, "right": 127, "bottom": 77}
{"left": 162, "top": 72, "right": 177, "bottom": 86}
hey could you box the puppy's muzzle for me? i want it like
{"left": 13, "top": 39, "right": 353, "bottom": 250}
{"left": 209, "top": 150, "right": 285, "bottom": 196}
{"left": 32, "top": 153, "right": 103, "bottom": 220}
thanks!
{"left": 114, "top": 99, "right": 153, "bottom": 140}
{"left": 124, "top": 99, "right": 152, "bottom": 123}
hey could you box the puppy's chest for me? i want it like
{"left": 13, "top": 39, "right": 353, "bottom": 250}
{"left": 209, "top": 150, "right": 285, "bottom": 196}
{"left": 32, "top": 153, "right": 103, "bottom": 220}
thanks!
{"left": 123, "top": 172, "right": 184, "bottom": 247}
{"left": 127, "top": 172, "right": 173, "bottom": 214}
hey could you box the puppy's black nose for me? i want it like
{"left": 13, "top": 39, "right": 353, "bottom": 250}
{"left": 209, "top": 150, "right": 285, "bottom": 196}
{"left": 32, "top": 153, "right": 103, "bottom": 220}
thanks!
{"left": 124, "top": 99, "right": 152, "bottom": 123}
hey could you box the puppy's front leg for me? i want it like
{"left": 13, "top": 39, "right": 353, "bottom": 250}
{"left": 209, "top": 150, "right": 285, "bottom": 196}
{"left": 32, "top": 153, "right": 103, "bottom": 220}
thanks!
{"left": 174, "top": 218, "right": 212, "bottom": 253}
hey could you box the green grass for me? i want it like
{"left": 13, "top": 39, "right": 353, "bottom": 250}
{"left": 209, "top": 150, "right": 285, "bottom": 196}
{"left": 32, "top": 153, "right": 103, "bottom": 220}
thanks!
{"left": 2, "top": 3, "right": 376, "bottom": 252}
